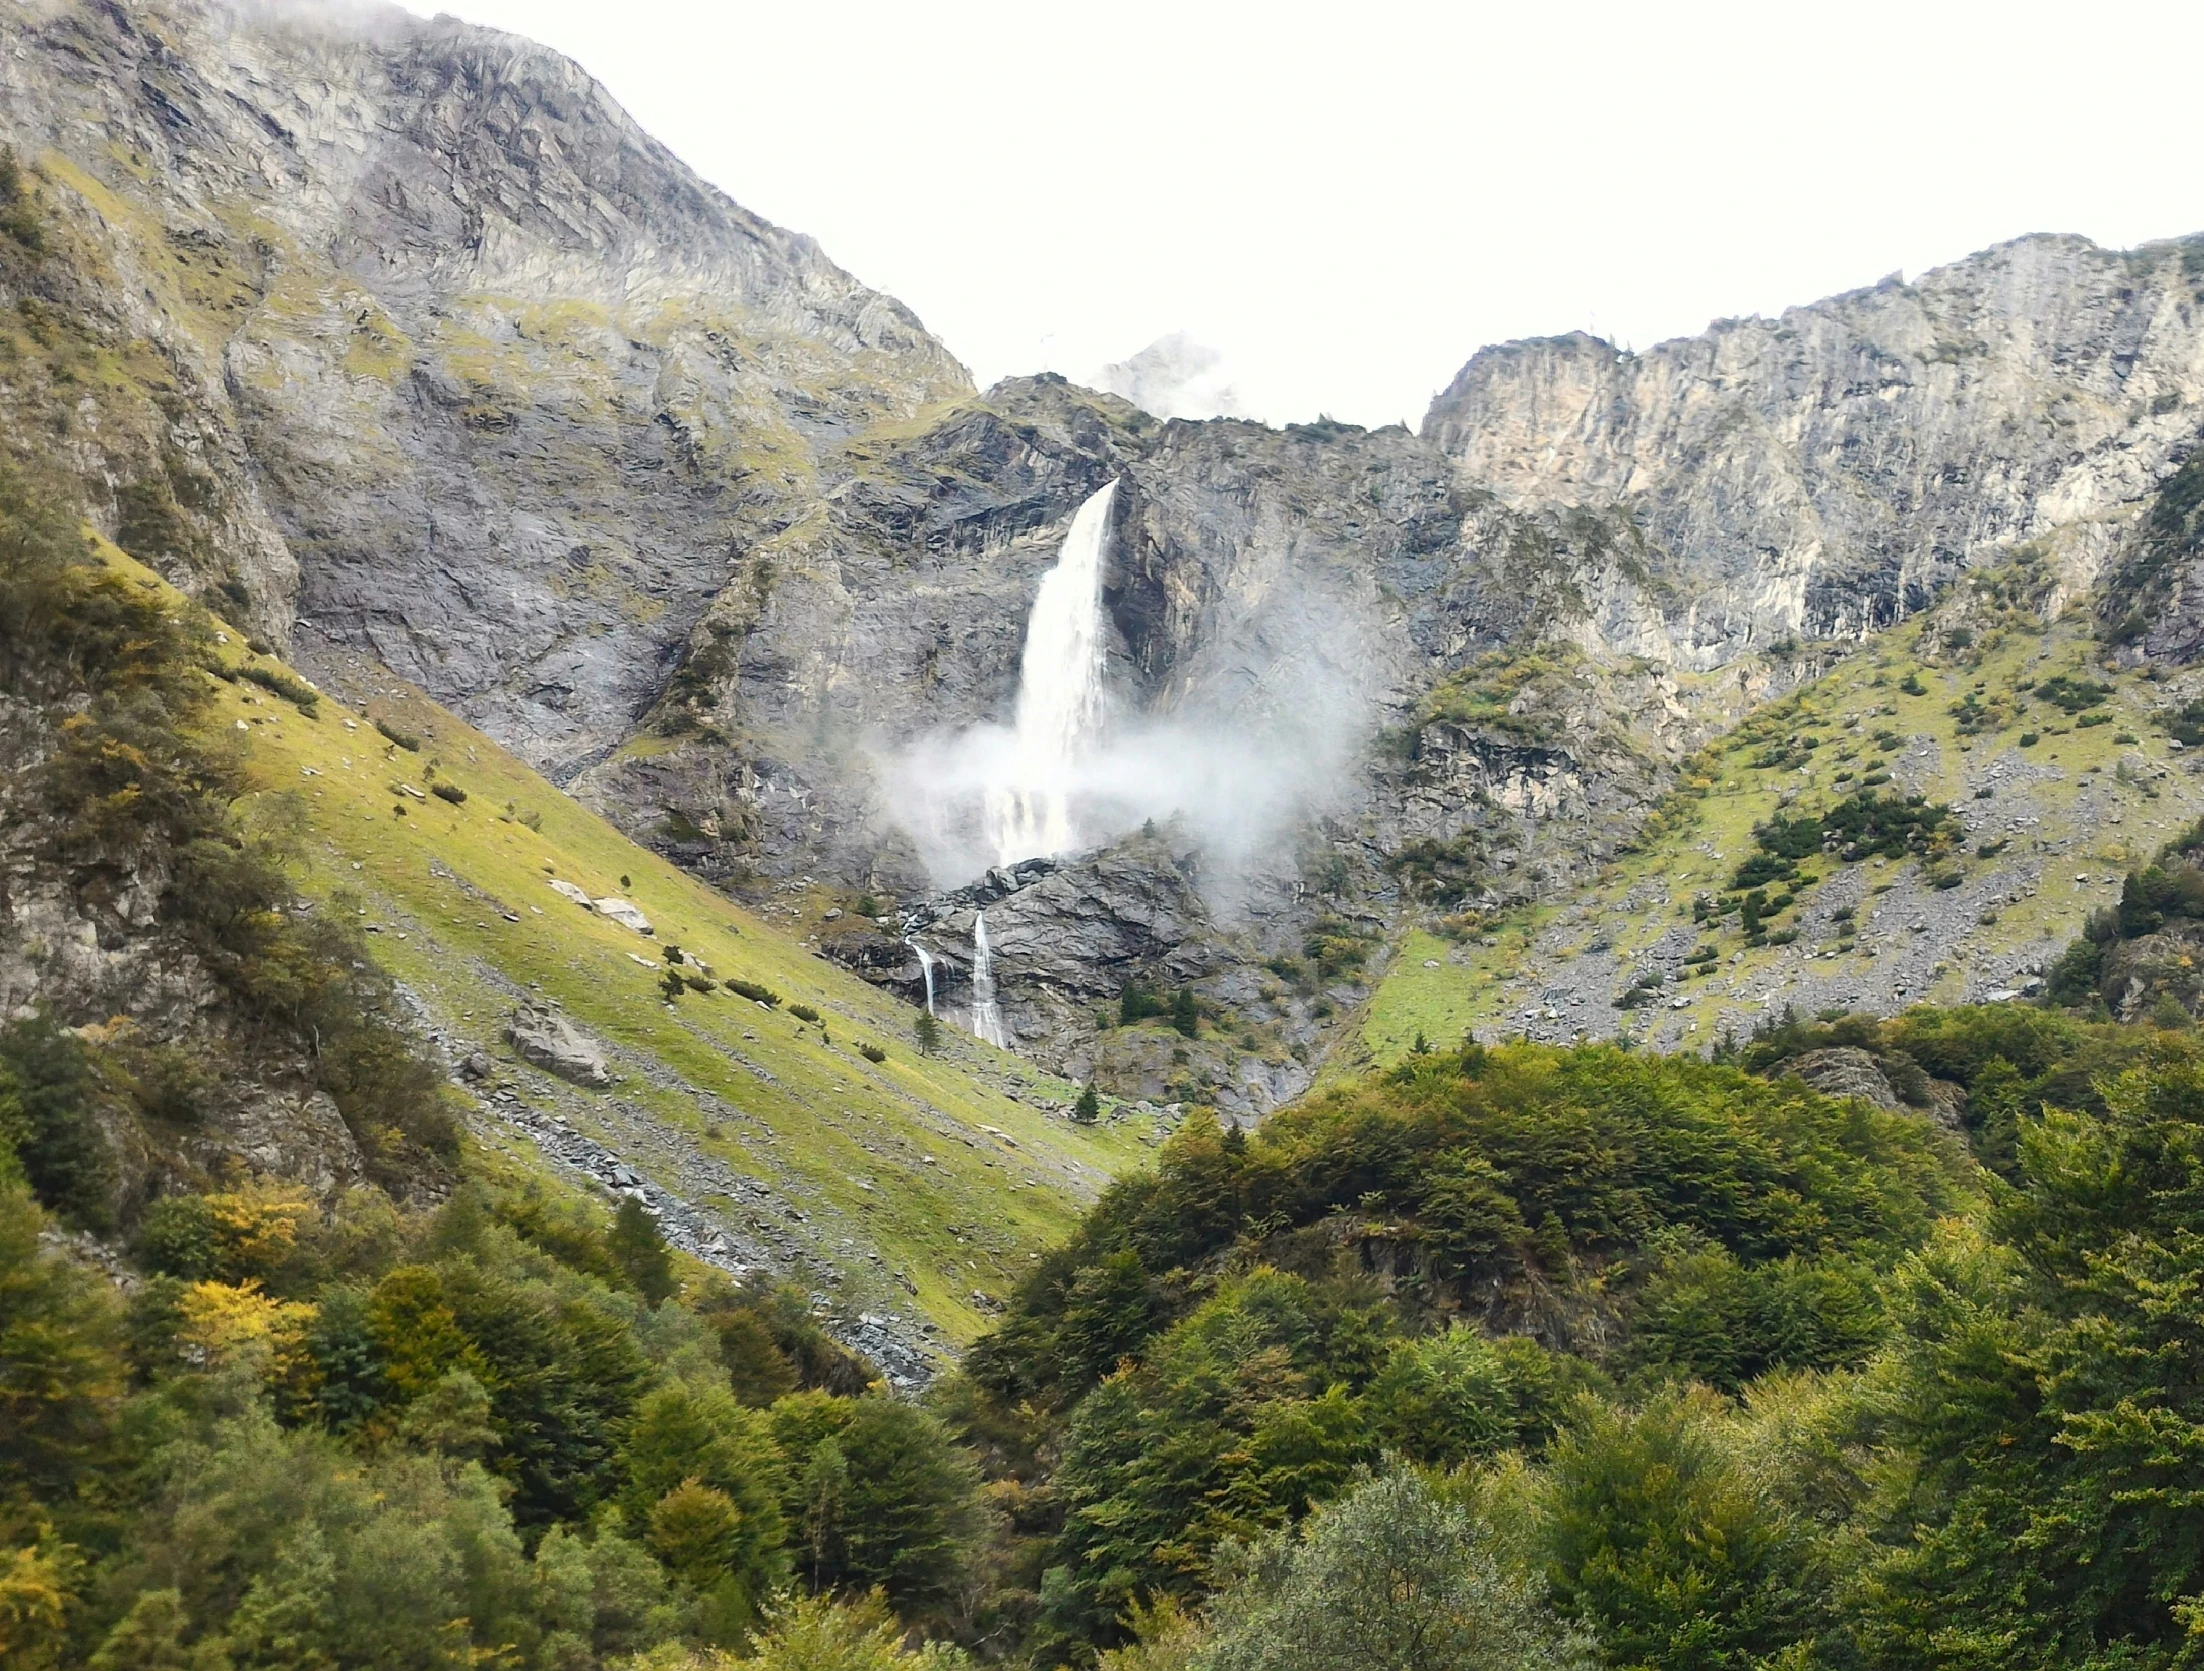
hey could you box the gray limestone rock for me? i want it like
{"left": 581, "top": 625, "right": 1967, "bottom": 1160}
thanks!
{"left": 0, "top": 0, "right": 970, "bottom": 771}
{"left": 506, "top": 1003, "right": 612, "bottom": 1087}
{"left": 1425, "top": 237, "right": 2204, "bottom": 664}
{"left": 16, "top": 0, "right": 2204, "bottom": 1104}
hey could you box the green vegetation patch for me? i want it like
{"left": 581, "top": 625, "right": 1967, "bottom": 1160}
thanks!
{"left": 2032, "top": 673, "right": 2113, "bottom": 713}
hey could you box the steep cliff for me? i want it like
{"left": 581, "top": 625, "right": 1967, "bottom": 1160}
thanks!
{"left": 0, "top": 0, "right": 969, "bottom": 773}
{"left": 1425, "top": 236, "right": 2204, "bottom": 663}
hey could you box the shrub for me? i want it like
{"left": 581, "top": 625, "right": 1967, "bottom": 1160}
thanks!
{"left": 235, "top": 661, "right": 319, "bottom": 715}
{"left": 2033, "top": 673, "right": 2112, "bottom": 713}
{"left": 726, "top": 980, "right": 781, "bottom": 1007}
{"left": 2159, "top": 696, "right": 2204, "bottom": 745}
{"left": 374, "top": 718, "right": 421, "bottom": 751}
{"left": 858, "top": 1043, "right": 887, "bottom": 1064}
{"left": 1204, "top": 1469, "right": 1591, "bottom": 1671}
{"left": 430, "top": 781, "right": 466, "bottom": 805}
{"left": 1119, "top": 979, "right": 1170, "bottom": 1026}
{"left": 789, "top": 1004, "right": 822, "bottom": 1024}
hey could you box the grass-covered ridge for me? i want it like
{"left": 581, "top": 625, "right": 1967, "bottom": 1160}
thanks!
{"left": 97, "top": 542, "right": 1163, "bottom": 1343}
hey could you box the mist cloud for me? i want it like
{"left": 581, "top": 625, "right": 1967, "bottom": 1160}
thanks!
{"left": 882, "top": 700, "right": 1363, "bottom": 911}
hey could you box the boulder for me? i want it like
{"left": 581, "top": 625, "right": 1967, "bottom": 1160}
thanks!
{"left": 2100, "top": 921, "right": 2204, "bottom": 1022}
{"left": 592, "top": 897, "right": 653, "bottom": 934}
{"left": 506, "top": 1004, "right": 612, "bottom": 1087}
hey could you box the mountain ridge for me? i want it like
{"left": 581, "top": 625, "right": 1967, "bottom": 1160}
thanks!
{"left": 7, "top": 0, "right": 2204, "bottom": 1112}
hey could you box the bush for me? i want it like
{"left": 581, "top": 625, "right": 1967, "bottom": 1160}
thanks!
{"left": 2033, "top": 673, "right": 2112, "bottom": 713}
{"left": 858, "top": 1043, "right": 887, "bottom": 1064}
{"left": 1205, "top": 1469, "right": 1590, "bottom": 1671}
{"left": 430, "top": 782, "right": 466, "bottom": 805}
{"left": 726, "top": 980, "right": 781, "bottom": 1007}
{"left": 374, "top": 718, "right": 422, "bottom": 751}
{"left": 235, "top": 661, "right": 319, "bottom": 715}
{"left": 789, "top": 1004, "right": 821, "bottom": 1024}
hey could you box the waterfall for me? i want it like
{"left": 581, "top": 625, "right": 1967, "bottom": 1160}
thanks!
{"left": 968, "top": 911, "right": 1008, "bottom": 1048}
{"left": 910, "top": 942, "right": 937, "bottom": 1016}
{"left": 983, "top": 479, "right": 1119, "bottom": 866}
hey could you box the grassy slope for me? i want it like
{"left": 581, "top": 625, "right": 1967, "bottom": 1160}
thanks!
{"left": 101, "top": 544, "right": 1157, "bottom": 1345}
{"left": 1358, "top": 607, "right": 2204, "bottom": 1066}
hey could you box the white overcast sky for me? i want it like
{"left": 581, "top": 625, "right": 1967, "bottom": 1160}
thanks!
{"left": 407, "top": 0, "right": 2203, "bottom": 428}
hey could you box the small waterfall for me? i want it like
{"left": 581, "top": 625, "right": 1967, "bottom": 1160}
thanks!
{"left": 983, "top": 480, "right": 1119, "bottom": 866}
{"left": 910, "top": 942, "right": 938, "bottom": 1016}
{"left": 968, "top": 911, "right": 1008, "bottom": 1048}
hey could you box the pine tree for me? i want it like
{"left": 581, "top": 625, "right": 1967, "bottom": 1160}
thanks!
{"left": 1075, "top": 1084, "right": 1101, "bottom": 1123}
{"left": 1172, "top": 988, "right": 1199, "bottom": 1039}
{"left": 914, "top": 1012, "right": 941, "bottom": 1057}
{"left": 608, "top": 1197, "right": 676, "bottom": 1306}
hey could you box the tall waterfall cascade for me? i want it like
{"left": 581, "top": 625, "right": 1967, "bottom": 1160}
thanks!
{"left": 982, "top": 480, "right": 1120, "bottom": 867}
{"left": 910, "top": 942, "right": 937, "bottom": 1016}
{"left": 969, "top": 912, "right": 1008, "bottom": 1048}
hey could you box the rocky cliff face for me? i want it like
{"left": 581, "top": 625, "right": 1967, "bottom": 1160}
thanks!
{"left": 1425, "top": 236, "right": 2204, "bottom": 665}
{"left": 0, "top": 0, "right": 969, "bottom": 773}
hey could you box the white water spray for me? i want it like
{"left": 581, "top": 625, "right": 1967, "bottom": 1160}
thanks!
{"left": 968, "top": 912, "right": 1008, "bottom": 1048}
{"left": 910, "top": 942, "right": 937, "bottom": 1016}
{"left": 982, "top": 480, "right": 1119, "bottom": 866}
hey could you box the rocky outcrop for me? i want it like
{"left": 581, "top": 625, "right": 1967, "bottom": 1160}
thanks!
{"left": 1, "top": 676, "right": 381, "bottom": 1216}
{"left": 506, "top": 1003, "right": 613, "bottom": 1087}
{"left": 2099, "top": 923, "right": 2204, "bottom": 1022}
{"left": 2100, "top": 448, "right": 2204, "bottom": 667}
{"left": 1782, "top": 1048, "right": 1904, "bottom": 1111}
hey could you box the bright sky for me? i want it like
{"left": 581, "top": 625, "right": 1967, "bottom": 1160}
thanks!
{"left": 408, "top": 0, "right": 2204, "bottom": 428}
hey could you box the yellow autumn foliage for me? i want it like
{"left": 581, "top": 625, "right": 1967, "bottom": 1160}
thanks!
{"left": 0, "top": 1543, "right": 76, "bottom": 1669}
{"left": 177, "top": 1278, "right": 317, "bottom": 1380}
{"left": 202, "top": 1181, "right": 314, "bottom": 1281}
